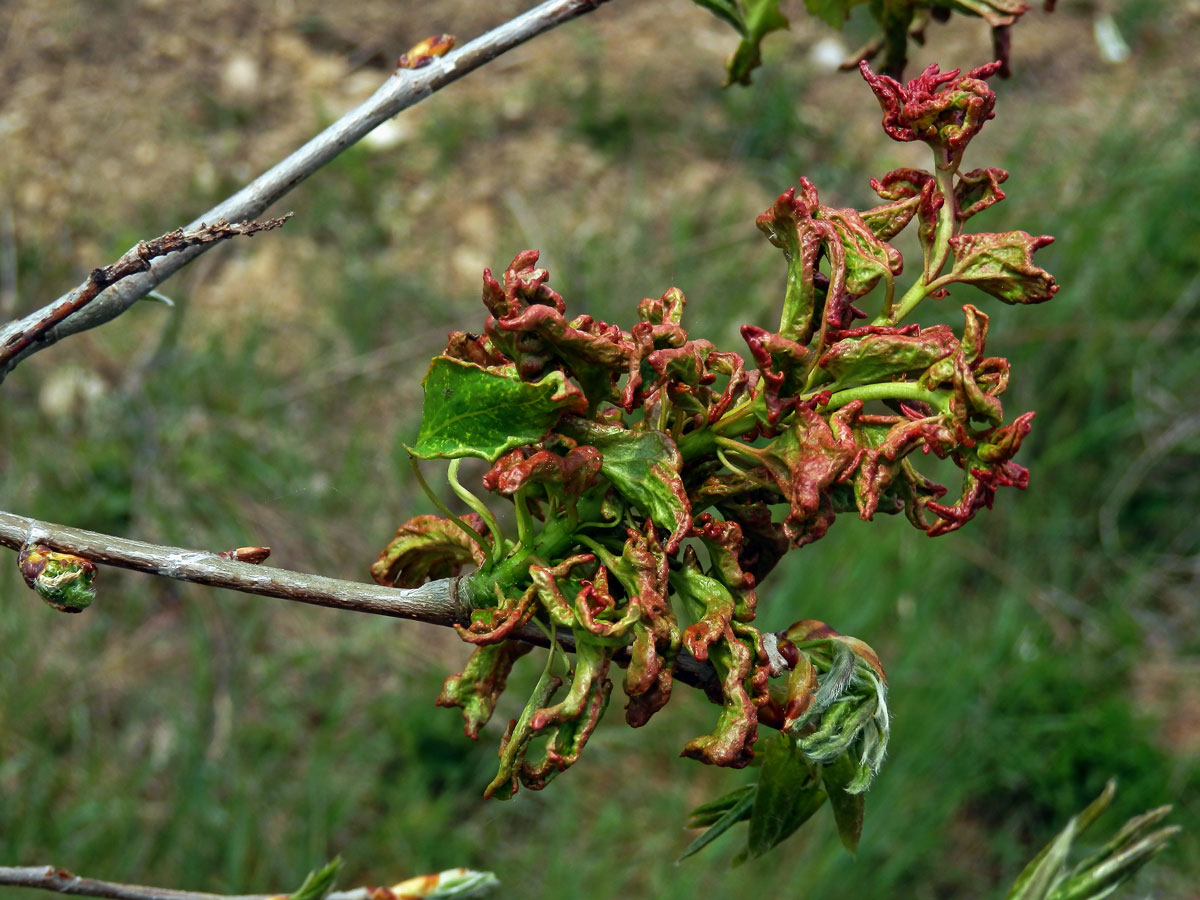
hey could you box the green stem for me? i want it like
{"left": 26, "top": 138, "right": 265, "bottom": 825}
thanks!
{"left": 513, "top": 487, "right": 534, "bottom": 549}
{"left": 448, "top": 459, "right": 505, "bottom": 565}
{"left": 408, "top": 455, "right": 491, "bottom": 555}
{"left": 459, "top": 485, "right": 607, "bottom": 611}
{"left": 678, "top": 394, "right": 763, "bottom": 461}
{"left": 874, "top": 156, "right": 960, "bottom": 325}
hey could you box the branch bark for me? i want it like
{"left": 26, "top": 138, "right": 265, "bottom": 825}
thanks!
{"left": 0, "top": 509, "right": 465, "bottom": 625}
{"left": 0, "top": 0, "right": 614, "bottom": 382}
{"left": 0, "top": 867, "right": 263, "bottom": 900}
{"left": 0, "top": 865, "right": 494, "bottom": 900}
{"left": 0, "top": 217, "right": 290, "bottom": 367}
{"left": 0, "top": 509, "right": 721, "bottom": 695}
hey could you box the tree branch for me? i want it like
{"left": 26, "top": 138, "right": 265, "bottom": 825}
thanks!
{"left": 0, "top": 0, "right": 615, "bottom": 381}
{"left": 0, "top": 867, "right": 262, "bottom": 900}
{"left": 0, "top": 217, "right": 291, "bottom": 367}
{"left": 0, "top": 509, "right": 723, "bottom": 695}
{"left": 0, "top": 509, "right": 465, "bottom": 625}
{"left": 0, "top": 865, "right": 497, "bottom": 900}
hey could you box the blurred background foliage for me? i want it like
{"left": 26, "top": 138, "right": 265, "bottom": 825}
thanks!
{"left": 0, "top": 1, "right": 1197, "bottom": 897}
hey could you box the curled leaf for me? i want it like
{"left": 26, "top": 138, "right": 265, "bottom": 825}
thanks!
{"left": 371, "top": 514, "right": 487, "bottom": 589}
{"left": 860, "top": 60, "right": 1003, "bottom": 158}
{"left": 437, "top": 641, "right": 534, "bottom": 739}
{"left": 945, "top": 230, "right": 1058, "bottom": 305}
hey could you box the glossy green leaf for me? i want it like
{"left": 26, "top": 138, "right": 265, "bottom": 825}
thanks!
{"left": 821, "top": 752, "right": 866, "bottom": 854}
{"left": 747, "top": 730, "right": 827, "bottom": 859}
{"left": 412, "top": 357, "right": 586, "bottom": 462}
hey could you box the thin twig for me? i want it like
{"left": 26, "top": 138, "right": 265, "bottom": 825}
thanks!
{"left": 0, "top": 217, "right": 290, "bottom": 366}
{"left": 0, "top": 509, "right": 721, "bottom": 695}
{"left": 0, "top": 867, "right": 262, "bottom": 900}
{"left": 0, "top": 0, "right": 614, "bottom": 381}
{"left": 0, "top": 866, "right": 492, "bottom": 900}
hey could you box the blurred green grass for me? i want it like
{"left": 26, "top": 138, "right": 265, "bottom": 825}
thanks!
{"left": 2, "top": 3, "right": 1198, "bottom": 899}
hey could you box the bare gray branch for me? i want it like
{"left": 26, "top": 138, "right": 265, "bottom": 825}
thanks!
{"left": 0, "top": 217, "right": 290, "bottom": 367}
{"left": 0, "top": 866, "right": 497, "bottom": 900}
{"left": 0, "top": 0, "right": 613, "bottom": 380}
{"left": 0, "top": 509, "right": 464, "bottom": 624}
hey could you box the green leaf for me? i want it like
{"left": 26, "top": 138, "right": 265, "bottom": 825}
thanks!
{"left": 804, "top": 0, "right": 859, "bottom": 29}
{"left": 1007, "top": 782, "right": 1116, "bottom": 900}
{"left": 412, "top": 357, "right": 586, "bottom": 462}
{"left": 558, "top": 419, "right": 691, "bottom": 552}
{"left": 725, "top": 0, "right": 789, "bottom": 86}
{"left": 944, "top": 231, "right": 1058, "bottom": 305}
{"left": 679, "top": 784, "right": 757, "bottom": 860}
{"left": 821, "top": 752, "right": 866, "bottom": 854}
{"left": 818, "top": 325, "right": 957, "bottom": 387}
{"left": 139, "top": 290, "right": 176, "bottom": 306}
{"left": 1006, "top": 819, "right": 1077, "bottom": 900}
{"left": 746, "top": 731, "right": 827, "bottom": 859}
{"left": 288, "top": 859, "right": 341, "bottom": 900}
{"left": 690, "top": 0, "right": 747, "bottom": 33}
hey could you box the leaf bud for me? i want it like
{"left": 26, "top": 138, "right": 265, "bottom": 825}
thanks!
{"left": 18, "top": 544, "right": 97, "bottom": 613}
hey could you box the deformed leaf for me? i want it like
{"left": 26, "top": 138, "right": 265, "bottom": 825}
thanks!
{"left": 18, "top": 544, "right": 97, "bottom": 613}
{"left": 957, "top": 166, "right": 1009, "bottom": 221}
{"left": 437, "top": 641, "right": 534, "bottom": 738}
{"left": 945, "top": 230, "right": 1058, "bottom": 305}
{"left": 818, "top": 325, "right": 956, "bottom": 386}
{"left": 818, "top": 204, "right": 903, "bottom": 299}
{"left": 413, "top": 356, "right": 587, "bottom": 461}
{"left": 371, "top": 514, "right": 487, "bottom": 589}
{"left": 746, "top": 730, "right": 826, "bottom": 859}
{"left": 558, "top": 418, "right": 691, "bottom": 553}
